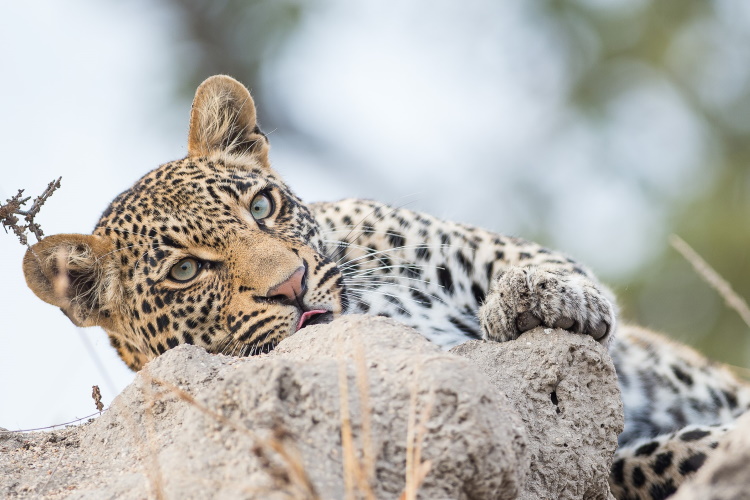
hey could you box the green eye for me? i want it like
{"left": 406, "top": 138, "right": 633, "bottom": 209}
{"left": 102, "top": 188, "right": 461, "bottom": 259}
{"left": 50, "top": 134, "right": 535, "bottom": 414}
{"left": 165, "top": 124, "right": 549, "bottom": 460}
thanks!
{"left": 169, "top": 258, "right": 201, "bottom": 282}
{"left": 250, "top": 192, "right": 273, "bottom": 220}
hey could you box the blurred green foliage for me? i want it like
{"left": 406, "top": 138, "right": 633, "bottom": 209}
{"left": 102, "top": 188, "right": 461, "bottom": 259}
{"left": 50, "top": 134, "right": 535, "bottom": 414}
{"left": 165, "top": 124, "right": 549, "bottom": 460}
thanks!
{"left": 540, "top": 0, "right": 750, "bottom": 366}
{"left": 163, "top": 0, "right": 749, "bottom": 367}
{"left": 165, "top": 0, "right": 309, "bottom": 130}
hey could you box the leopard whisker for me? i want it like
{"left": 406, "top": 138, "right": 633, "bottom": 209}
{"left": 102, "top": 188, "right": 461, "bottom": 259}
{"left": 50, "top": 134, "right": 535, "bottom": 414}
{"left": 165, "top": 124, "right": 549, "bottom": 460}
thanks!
{"left": 343, "top": 276, "right": 433, "bottom": 289}
{"left": 337, "top": 245, "right": 429, "bottom": 269}
{"left": 343, "top": 264, "right": 426, "bottom": 278}
{"left": 343, "top": 270, "right": 433, "bottom": 288}
{"left": 322, "top": 232, "right": 486, "bottom": 266}
{"left": 345, "top": 281, "right": 444, "bottom": 305}
{"left": 328, "top": 200, "right": 419, "bottom": 248}
{"left": 343, "top": 288, "right": 414, "bottom": 317}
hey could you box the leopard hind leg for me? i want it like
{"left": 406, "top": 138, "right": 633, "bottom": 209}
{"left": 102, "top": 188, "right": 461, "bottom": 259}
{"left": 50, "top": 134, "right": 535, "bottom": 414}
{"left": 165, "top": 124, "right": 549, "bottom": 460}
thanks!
{"left": 609, "top": 422, "right": 734, "bottom": 500}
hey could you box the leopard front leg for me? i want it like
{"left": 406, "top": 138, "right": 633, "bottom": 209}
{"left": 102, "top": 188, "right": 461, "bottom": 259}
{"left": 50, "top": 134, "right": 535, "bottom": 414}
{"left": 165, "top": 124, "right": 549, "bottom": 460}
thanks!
{"left": 479, "top": 264, "right": 617, "bottom": 346}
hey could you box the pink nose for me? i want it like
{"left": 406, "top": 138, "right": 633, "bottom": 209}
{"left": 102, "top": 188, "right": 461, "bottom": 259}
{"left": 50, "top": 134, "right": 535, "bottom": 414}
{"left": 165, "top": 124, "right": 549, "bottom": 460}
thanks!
{"left": 267, "top": 266, "right": 306, "bottom": 303}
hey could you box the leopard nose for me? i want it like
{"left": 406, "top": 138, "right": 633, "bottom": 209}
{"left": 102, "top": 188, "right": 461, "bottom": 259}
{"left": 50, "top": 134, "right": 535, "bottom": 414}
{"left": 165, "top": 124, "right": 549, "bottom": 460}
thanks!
{"left": 267, "top": 266, "right": 306, "bottom": 304}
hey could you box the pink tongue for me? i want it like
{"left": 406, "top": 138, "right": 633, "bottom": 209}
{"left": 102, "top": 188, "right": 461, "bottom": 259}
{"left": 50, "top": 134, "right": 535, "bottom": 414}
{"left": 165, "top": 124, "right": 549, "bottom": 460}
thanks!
{"left": 296, "top": 310, "right": 328, "bottom": 331}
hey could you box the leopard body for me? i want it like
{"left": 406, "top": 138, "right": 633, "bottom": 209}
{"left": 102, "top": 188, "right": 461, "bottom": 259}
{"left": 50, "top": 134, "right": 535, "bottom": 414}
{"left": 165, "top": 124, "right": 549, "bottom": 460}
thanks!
{"left": 23, "top": 76, "right": 750, "bottom": 500}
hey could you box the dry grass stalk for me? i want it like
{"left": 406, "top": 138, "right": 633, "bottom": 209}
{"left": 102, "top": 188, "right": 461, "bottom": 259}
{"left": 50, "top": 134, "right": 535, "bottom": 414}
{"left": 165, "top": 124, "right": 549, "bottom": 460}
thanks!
{"left": 403, "top": 378, "right": 418, "bottom": 500}
{"left": 338, "top": 347, "right": 356, "bottom": 500}
{"left": 670, "top": 234, "right": 750, "bottom": 329}
{"left": 141, "top": 368, "right": 166, "bottom": 500}
{"left": 145, "top": 374, "right": 319, "bottom": 500}
{"left": 337, "top": 336, "right": 377, "bottom": 500}
{"left": 400, "top": 367, "right": 434, "bottom": 500}
{"left": 412, "top": 399, "right": 433, "bottom": 489}
{"left": 353, "top": 336, "right": 376, "bottom": 499}
{"left": 725, "top": 364, "right": 750, "bottom": 381}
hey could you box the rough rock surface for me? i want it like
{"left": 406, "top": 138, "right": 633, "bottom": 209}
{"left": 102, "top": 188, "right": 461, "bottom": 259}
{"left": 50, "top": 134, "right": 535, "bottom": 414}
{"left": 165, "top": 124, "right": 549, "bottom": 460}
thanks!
{"left": 671, "top": 410, "right": 750, "bottom": 500}
{"left": 451, "top": 329, "right": 624, "bottom": 500}
{"left": 0, "top": 316, "right": 623, "bottom": 499}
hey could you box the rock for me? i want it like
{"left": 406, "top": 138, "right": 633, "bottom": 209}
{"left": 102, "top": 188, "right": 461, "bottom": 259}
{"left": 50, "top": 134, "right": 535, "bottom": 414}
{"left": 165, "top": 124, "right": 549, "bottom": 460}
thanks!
{"left": 1, "top": 316, "right": 529, "bottom": 499}
{"left": 0, "top": 317, "right": 624, "bottom": 499}
{"left": 670, "top": 410, "right": 750, "bottom": 500}
{"left": 450, "top": 329, "right": 624, "bottom": 500}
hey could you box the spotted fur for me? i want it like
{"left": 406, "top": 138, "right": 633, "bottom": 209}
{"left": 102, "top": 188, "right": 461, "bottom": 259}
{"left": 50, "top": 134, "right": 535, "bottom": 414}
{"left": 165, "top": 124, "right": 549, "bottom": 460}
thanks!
{"left": 610, "top": 422, "right": 733, "bottom": 500}
{"left": 22, "top": 75, "right": 750, "bottom": 498}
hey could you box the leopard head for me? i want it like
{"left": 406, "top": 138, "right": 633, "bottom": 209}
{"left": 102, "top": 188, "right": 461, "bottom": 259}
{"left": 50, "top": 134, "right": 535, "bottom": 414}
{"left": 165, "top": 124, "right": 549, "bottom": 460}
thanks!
{"left": 23, "top": 75, "right": 346, "bottom": 370}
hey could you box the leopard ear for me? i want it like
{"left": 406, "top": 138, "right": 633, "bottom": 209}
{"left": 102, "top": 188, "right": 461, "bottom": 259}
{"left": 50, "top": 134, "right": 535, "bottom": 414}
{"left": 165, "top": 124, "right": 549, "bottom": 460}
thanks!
{"left": 23, "top": 234, "right": 121, "bottom": 329}
{"left": 187, "top": 75, "right": 270, "bottom": 165}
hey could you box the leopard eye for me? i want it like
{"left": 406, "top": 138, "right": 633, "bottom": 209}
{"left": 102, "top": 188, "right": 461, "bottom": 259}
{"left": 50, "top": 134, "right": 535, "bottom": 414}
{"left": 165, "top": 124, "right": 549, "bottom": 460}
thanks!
{"left": 169, "top": 258, "right": 201, "bottom": 282}
{"left": 250, "top": 192, "right": 273, "bottom": 220}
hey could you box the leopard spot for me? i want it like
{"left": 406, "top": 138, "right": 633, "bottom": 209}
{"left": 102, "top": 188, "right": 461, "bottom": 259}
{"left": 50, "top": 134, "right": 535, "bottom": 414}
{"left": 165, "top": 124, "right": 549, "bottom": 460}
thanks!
{"left": 635, "top": 441, "right": 659, "bottom": 456}
{"left": 651, "top": 451, "right": 673, "bottom": 476}
{"left": 678, "top": 452, "right": 707, "bottom": 475}
{"left": 679, "top": 429, "right": 711, "bottom": 442}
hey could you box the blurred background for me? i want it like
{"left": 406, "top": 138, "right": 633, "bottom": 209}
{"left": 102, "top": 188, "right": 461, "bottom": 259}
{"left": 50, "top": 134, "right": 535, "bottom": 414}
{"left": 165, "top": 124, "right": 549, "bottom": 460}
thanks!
{"left": 1, "top": 0, "right": 749, "bottom": 429}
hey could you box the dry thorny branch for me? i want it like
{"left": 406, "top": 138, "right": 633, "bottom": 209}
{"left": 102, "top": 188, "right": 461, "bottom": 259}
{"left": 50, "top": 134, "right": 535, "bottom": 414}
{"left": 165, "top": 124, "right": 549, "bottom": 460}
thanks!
{"left": 91, "top": 385, "right": 104, "bottom": 413}
{"left": 0, "top": 177, "right": 61, "bottom": 246}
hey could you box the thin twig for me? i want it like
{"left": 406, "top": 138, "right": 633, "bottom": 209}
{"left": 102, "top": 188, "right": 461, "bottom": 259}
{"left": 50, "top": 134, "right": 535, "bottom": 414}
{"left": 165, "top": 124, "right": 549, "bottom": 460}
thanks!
{"left": 724, "top": 363, "right": 750, "bottom": 382}
{"left": 145, "top": 375, "right": 319, "bottom": 500}
{"left": 19, "top": 177, "right": 62, "bottom": 241}
{"left": 0, "top": 411, "right": 106, "bottom": 433}
{"left": 0, "top": 178, "right": 61, "bottom": 245}
{"left": 670, "top": 234, "right": 750, "bottom": 329}
{"left": 141, "top": 368, "right": 166, "bottom": 500}
{"left": 0, "top": 190, "right": 32, "bottom": 245}
{"left": 38, "top": 444, "right": 67, "bottom": 495}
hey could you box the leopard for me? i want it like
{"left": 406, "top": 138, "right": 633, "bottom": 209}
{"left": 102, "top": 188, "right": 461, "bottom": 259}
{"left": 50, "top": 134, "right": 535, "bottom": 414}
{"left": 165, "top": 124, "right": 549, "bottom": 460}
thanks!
{"left": 22, "top": 75, "right": 750, "bottom": 499}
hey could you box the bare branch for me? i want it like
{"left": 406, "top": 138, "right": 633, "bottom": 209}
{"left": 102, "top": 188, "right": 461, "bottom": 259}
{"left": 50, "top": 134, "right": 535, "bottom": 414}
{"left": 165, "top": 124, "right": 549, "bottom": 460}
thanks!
{"left": 0, "top": 190, "right": 31, "bottom": 245}
{"left": 92, "top": 385, "right": 104, "bottom": 413}
{"left": 0, "top": 177, "right": 62, "bottom": 245}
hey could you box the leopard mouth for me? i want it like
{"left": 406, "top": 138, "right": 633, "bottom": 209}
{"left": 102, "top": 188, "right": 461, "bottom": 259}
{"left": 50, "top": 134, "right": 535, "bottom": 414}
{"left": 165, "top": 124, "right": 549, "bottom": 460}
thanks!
{"left": 296, "top": 310, "right": 333, "bottom": 331}
{"left": 234, "top": 310, "right": 334, "bottom": 357}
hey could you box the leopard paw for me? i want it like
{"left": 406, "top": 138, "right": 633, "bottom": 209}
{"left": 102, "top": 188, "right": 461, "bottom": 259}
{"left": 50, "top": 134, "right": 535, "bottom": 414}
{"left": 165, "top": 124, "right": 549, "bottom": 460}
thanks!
{"left": 479, "top": 265, "right": 616, "bottom": 346}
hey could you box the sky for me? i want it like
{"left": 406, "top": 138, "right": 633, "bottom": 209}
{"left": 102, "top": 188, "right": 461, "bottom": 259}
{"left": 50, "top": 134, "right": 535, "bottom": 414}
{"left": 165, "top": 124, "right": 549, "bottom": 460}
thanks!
{"left": 1, "top": 1, "right": 746, "bottom": 429}
{"left": 0, "top": 1, "right": 354, "bottom": 429}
